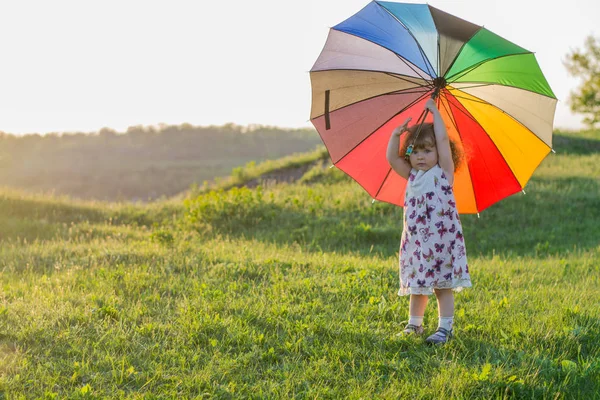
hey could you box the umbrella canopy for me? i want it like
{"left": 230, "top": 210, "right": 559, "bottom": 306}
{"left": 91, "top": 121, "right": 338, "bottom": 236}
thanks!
{"left": 309, "top": 1, "right": 557, "bottom": 213}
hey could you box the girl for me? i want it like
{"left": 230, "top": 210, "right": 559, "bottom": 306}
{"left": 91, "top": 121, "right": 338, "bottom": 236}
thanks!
{"left": 386, "top": 97, "right": 471, "bottom": 344}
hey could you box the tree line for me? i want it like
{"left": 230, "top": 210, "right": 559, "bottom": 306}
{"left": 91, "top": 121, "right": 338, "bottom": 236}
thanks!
{"left": 0, "top": 123, "right": 322, "bottom": 201}
{"left": 564, "top": 35, "right": 600, "bottom": 129}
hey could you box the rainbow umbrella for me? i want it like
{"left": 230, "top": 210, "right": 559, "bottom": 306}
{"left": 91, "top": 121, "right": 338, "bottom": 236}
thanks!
{"left": 309, "top": 1, "right": 556, "bottom": 213}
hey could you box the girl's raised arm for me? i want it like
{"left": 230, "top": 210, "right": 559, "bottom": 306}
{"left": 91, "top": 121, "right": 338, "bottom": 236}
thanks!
{"left": 426, "top": 98, "right": 454, "bottom": 185}
{"left": 386, "top": 117, "right": 412, "bottom": 180}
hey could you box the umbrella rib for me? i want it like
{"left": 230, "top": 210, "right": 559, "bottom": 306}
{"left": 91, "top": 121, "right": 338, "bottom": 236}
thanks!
{"left": 392, "top": 54, "right": 433, "bottom": 81}
{"left": 442, "top": 93, "right": 507, "bottom": 211}
{"left": 442, "top": 26, "right": 484, "bottom": 78}
{"left": 446, "top": 93, "right": 491, "bottom": 105}
{"left": 386, "top": 89, "right": 437, "bottom": 96}
{"left": 317, "top": 77, "right": 428, "bottom": 92}
{"left": 333, "top": 90, "right": 433, "bottom": 165}
{"left": 451, "top": 81, "right": 557, "bottom": 100}
{"left": 332, "top": 19, "right": 434, "bottom": 80}
{"left": 373, "top": 103, "right": 430, "bottom": 200}
{"left": 310, "top": 69, "right": 433, "bottom": 120}
{"left": 384, "top": 72, "right": 435, "bottom": 89}
{"left": 321, "top": 98, "right": 423, "bottom": 141}
{"left": 438, "top": 92, "right": 482, "bottom": 212}
{"left": 439, "top": 91, "right": 480, "bottom": 126}
{"left": 446, "top": 91, "right": 533, "bottom": 158}
{"left": 312, "top": 87, "right": 431, "bottom": 121}
{"left": 446, "top": 83, "right": 493, "bottom": 90}
{"left": 377, "top": 2, "right": 437, "bottom": 78}
{"left": 445, "top": 52, "right": 535, "bottom": 84}
{"left": 374, "top": 167, "right": 393, "bottom": 199}
{"left": 436, "top": 16, "right": 441, "bottom": 81}
{"left": 447, "top": 87, "right": 553, "bottom": 150}
{"left": 313, "top": 67, "right": 430, "bottom": 83}
{"left": 443, "top": 90, "right": 525, "bottom": 193}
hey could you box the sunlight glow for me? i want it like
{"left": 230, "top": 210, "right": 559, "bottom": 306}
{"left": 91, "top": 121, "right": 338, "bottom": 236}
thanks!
{"left": 0, "top": 0, "right": 597, "bottom": 134}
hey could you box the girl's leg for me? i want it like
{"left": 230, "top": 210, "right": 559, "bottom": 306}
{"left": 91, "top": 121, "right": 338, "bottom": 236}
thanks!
{"left": 400, "top": 294, "right": 429, "bottom": 335}
{"left": 408, "top": 294, "right": 428, "bottom": 326}
{"left": 409, "top": 294, "right": 429, "bottom": 320}
{"left": 426, "top": 289, "right": 454, "bottom": 344}
{"left": 434, "top": 289, "right": 454, "bottom": 318}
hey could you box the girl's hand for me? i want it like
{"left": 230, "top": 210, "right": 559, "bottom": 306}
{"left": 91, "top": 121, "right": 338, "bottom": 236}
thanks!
{"left": 425, "top": 98, "right": 438, "bottom": 112}
{"left": 392, "top": 117, "right": 412, "bottom": 136}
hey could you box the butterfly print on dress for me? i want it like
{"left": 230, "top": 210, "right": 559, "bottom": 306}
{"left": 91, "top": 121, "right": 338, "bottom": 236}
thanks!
{"left": 399, "top": 166, "right": 470, "bottom": 295}
{"left": 423, "top": 248, "right": 434, "bottom": 262}
{"left": 444, "top": 209, "right": 454, "bottom": 220}
{"left": 435, "top": 221, "right": 448, "bottom": 238}
{"left": 425, "top": 205, "right": 436, "bottom": 219}
{"left": 457, "top": 245, "right": 466, "bottom": 259}
{"left": 441, "top": 185, "right": 452, "bottom": 195}
{"left": 413, "top": 249, "right": 421, "bottom": 261}
{"left": 419, "top": 227, "right": 435, "bottom": 242}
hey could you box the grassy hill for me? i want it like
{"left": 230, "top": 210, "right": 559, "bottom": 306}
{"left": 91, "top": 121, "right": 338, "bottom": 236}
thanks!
{"left": 0, "top": 130, "right": 599, "bottom": 398}
{"left": 0, "top": 124, "right": 322, "bottom": 201}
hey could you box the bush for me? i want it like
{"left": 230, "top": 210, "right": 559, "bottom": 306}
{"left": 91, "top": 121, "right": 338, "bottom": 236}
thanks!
{"left": 184, "top": 186, "right": 276, "bottom": 232}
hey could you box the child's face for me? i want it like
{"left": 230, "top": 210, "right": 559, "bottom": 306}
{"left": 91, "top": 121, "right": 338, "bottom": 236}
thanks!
{"left": 409, "top": 143, "right": 438, "bottom": 172}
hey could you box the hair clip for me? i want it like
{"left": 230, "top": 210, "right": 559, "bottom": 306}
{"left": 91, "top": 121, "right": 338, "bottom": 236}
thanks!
{"left": 404, "top": 144, "right": 414, "bottom": 160}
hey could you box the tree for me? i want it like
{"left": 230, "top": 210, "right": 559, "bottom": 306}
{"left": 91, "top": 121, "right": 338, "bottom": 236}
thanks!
{"left": 563, "top": 35, "right": 600, "bottom": 128}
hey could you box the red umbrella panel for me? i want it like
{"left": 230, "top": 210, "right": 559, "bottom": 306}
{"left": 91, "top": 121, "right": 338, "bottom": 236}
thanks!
{"left": 310, "top": 1, "right": 557, "bottom": 214}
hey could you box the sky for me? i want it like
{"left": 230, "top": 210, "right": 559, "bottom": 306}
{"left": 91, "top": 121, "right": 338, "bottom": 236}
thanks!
{"left": 0, "top": 0, "right": 598, "bottom": 135}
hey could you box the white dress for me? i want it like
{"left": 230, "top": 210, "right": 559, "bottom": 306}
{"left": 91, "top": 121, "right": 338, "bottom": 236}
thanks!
{"left": 398, "top": 164, "right": 472, "bottom": 296}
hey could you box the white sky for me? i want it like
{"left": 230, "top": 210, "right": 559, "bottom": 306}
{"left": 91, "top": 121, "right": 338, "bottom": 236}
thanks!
{"left": 0, "top": 0, "right": 597, "bottom": 135}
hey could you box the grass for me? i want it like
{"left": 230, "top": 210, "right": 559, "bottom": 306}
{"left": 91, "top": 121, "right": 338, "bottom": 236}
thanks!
{"left": 0, "top": 130, "right": 599, "bottom": 398}
{"left": 191, "top": 145, "right": 330, "bottom": 194}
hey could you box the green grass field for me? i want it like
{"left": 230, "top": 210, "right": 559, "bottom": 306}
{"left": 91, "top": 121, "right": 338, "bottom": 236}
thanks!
{"left": 0, "top": 130, "right": 599, "bottom": 398}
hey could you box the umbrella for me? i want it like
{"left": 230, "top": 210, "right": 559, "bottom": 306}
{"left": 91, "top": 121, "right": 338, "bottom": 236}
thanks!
{"left": 309, "top": 1, "right": 556, "bottom": 213}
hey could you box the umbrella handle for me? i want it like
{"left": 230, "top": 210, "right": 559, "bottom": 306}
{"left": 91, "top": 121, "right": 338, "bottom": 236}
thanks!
{"left": 404, "top": 107, "right": 429, "bottom": 160}
{"left": 404, "top": 90, "right": 439, "bottom": 160}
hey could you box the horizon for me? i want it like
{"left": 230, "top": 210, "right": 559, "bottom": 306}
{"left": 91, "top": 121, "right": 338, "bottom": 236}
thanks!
{"left": 0, "top": 121, "right": 319, "bottom": 137}
{"left": 0, "top": 0, "right": 598, "bottom": 136}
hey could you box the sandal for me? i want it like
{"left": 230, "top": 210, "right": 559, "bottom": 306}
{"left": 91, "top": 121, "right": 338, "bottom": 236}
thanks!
{"left": 398, "top": 323, "right": 424, "bottom": 336}
{"left": 425, "top": 327, "right": 453, "bottom": 344}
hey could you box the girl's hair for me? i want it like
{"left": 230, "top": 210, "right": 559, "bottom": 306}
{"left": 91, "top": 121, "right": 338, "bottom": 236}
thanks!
{"left": 399, "top": 122, "right": 464, "bottom": 171}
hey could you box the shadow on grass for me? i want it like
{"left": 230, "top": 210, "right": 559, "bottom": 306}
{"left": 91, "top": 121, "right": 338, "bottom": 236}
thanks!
{"left": 189, "top": 175, "right": 599, "bottom": 258}
{"left": 0, "top": 195, "right": 183, "bottom": 242}
{"left": 461, "top": 175, "right": 600, "bottom": 256}
{"left": 0, "top": 195, "right": 106, "bottom": 242}
{"left": 3, "top": 172, "right": 597, "bottom": 259}
{"left": 553, "top": 133, "right": 600, "bottom": 155}
{"left": 453, "top": 317, "right": 600, "bottom": 398}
